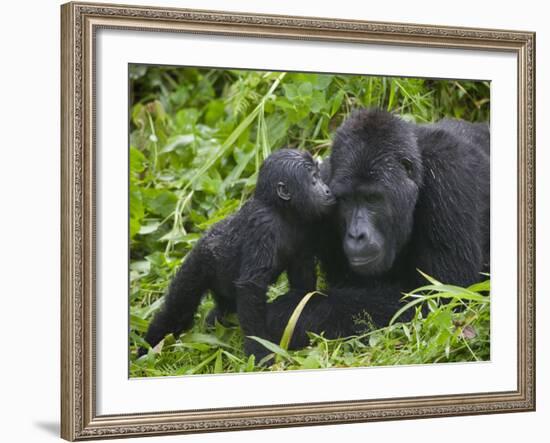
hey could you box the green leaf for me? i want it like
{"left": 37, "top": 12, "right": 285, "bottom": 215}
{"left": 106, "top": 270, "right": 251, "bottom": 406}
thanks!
{"left": 330, "top": 90, "right": 344, "bottom": 116}
{"left": 130, "top": 260, "right": 150, "bottom": 274}
{"left": 298, "top": 82, "right": 313, "bottom": 97}
{"left": 187, "top": 352, "right": 219, "bottom": 375}
{"left": 142, "top": 189, "right": 178, "bottom": 218}
{"left": 176, "top": 342, "right": 211, "bottom": 352}
{"left": 369, "top": 333, "right": 381, "bottom": 347}
{"left": 130, "top": 314, "right": 149, "bottom": 333}
{"left": 279, "top": 291, "right": 326, "bottom": 351}
{"left": 130, "top": 186, "right": 144, "bottom": 220}
{"left": 432, "top": 310, "right": 452, "bottom": 329}
{"left": 163, "top": 333, "right": 176, "bottom": 348}
{"left": 468, "top": 279, "right": 490, "bottom": 293}
{"left": 222, "top": 150, "right": 255, "bottom": 190}
{"left": 408, "top": 284, "right": 487, "bottom": 300}
{"left": 181, "top": 333, "right": 234, "bottom": 349}
{"left": 248, "top": 336, "right": 292, "bottom": 361}
{"left": 138, "top": 221, "right": 160, "bottom": 235}
{"left": 245, "top": 354, "right": 256, "bottom": 372}
{"left": 195, "top": 175, "right": 223, "bottom": 195}
{"left": 129, "top": 185, "right": 144, "bottom": 239}
{"left": 160, "top": 134, "right": 194, "bottom": 154}
{"left": 402, "top": 323, "right": 412, "bottom": 341}
{"left": 310, "top": 90, "right": 326, "bottom": 113}
{"left": 175, "top": 108, "right": 200, "bottom": 130}
{"left": 300, "top": 352, "right": 322, "bottom": 369}
{"left": 205, "top": 100, "right": 226, "bottom": 126}
{"left": 130, "top": 146, "right": 147, "bottom": 174}
{"left": 314, "top": 75, "right": 333, "bottom": 90}
{"left": 417, "top": 269, "right": 442, "bottom": 285}
{"left": 130, "top": 217, "right": 141, "bottom": 240}
{"left": 283, "top": 83, "right": 298, "bottom": 100}
{"left": 214, "top": 350, "right": 224, "bottom": 373}
{"left": 391, "top": 289, "right": 487, "bottom": 325}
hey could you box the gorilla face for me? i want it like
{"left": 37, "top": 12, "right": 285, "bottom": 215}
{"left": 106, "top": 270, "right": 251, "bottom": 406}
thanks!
{"left": 329, "top": 109, "right": 423, "bottom": 276}
{"left": 333, "top": 184, "right": 391, "bottom": 274}
{"left": 256, "top": 148, "right": 336, "bottom": 220}
{"left": 287, "top": 151, "right": 336, "bottom": 219}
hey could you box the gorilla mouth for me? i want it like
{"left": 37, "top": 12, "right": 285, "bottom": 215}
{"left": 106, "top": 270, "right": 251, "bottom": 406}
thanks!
{"left": 318, "top": 198, "right": 337, "bottom": 215}
{"left": 348, "top": 255, "right": 379, "bottom": 267}
{"left": 322, "top": 195, "right": 337, "bottom": 206}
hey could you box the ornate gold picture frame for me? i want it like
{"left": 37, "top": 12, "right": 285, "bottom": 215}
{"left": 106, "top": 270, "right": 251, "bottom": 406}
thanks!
{"left": 61, "top": 1, "right": 535, "bottom": 440}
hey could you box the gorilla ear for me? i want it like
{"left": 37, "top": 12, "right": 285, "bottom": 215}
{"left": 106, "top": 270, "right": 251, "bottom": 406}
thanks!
{"left": 400, "top": 158, "right": 414, "bottom": 177}
{"left": 277, "top": 182, "right": 291, "bottom": 201}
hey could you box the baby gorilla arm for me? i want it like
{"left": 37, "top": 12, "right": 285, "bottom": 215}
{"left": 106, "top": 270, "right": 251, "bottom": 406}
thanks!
{"left": 287, "top": 252, "right": 316, "bottom": 293}
{"left": 234, "top": 222, "right": 279, "bottom": 363}
{"left": 235, "top": 278, "right": 271, "bottom": 361}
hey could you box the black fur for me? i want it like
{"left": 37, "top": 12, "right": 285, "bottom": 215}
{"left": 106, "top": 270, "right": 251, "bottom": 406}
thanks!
{"left": 267, "top": 109, "right": 490, "bottom": 348}
{"left": 139, "top": 149, "right": 335, "bottom": 361}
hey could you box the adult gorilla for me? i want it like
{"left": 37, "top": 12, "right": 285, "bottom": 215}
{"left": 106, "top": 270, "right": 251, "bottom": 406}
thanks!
{"left": 267, "top": 108, "right": 490, "bottom": 348}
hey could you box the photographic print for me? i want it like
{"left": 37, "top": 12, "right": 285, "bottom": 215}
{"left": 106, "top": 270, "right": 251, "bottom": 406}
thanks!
{"left": 61, "top": 3, "right": 534, "bottom": 439}
{"left": 129, "top": 66, "right": 491, "bottom": 377}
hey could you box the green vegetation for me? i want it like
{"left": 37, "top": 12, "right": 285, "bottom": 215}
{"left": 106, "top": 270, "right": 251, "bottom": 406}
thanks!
{"left": 129, "top": 65, "right": 490, "bottom": 377}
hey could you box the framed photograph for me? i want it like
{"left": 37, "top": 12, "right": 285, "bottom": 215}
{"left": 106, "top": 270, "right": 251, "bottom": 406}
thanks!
{"left": 61, "top": 1, "right": 535, "bottom": 440}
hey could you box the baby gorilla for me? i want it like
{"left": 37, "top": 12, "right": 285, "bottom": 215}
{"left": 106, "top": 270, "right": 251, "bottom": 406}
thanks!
{"left": 139, "top": 149, "right": 335, "bottom": 362}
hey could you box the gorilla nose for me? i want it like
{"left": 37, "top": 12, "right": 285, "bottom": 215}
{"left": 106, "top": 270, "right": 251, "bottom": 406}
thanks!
{"left": 344, "top": 230, "right": 380, "bottom": 260}
{"left": 347, "top": 230, "right": 367, "bottom": 244}
{"left": 323, "top": 187, "right": 336, "bottom": 205}
{"left": 345, "top": 231, "right": 369, "bottom": 255}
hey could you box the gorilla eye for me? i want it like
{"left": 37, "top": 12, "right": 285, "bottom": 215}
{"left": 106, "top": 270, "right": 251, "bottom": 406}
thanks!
{"left": 401, "top": 158, "right": 414, "bottom": 176}
{"left": 364, "top": 193, "right": 383, "bottom": 204}
{"left": 338, "top": 194, "right": 350, "bottom": 203}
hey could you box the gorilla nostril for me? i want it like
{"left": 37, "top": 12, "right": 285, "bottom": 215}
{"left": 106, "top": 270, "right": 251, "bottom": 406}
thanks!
{"left": 347, "top": 231, "right": 367, "bottom": 242}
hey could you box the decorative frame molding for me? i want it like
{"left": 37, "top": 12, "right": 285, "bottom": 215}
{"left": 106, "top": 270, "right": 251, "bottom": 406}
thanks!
{"left": 61, "top": 1, "right": 536, "bottom": 440}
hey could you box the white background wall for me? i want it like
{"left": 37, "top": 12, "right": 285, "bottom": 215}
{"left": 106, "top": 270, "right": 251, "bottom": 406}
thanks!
{"left": 0, "top": 0, "right": 546, "bottom": 442}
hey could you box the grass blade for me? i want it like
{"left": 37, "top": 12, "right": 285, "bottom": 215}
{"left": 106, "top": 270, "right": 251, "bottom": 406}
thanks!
{"left": 280, "top": 291, "right": 326, "bottom": 351}
{"left": 408, "top": 284, "right": 487, "bottom": 300}
{"left": 248, "top": 336, "right": 292, "bottom": 361}
{"left": 417, "top": 269, "right": 442, "bottom": 285}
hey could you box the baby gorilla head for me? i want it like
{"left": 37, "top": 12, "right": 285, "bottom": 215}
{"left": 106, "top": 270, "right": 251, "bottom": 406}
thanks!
{"left": 255, "top": 148, "right": 335, "bottom": 220}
